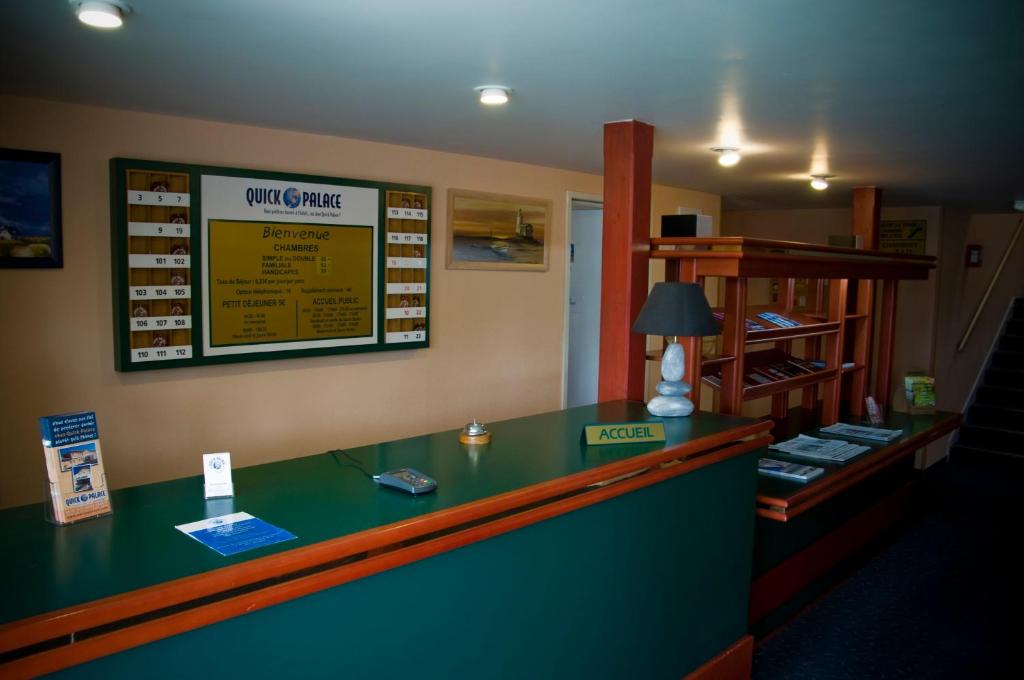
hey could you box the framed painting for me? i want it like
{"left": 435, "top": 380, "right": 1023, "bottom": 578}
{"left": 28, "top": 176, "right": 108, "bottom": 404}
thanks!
{"left": 0, "top": 148, "right": 63, "bottom": 268}
{"left": 447, "top": 189, "right": 551, "bottom": 271}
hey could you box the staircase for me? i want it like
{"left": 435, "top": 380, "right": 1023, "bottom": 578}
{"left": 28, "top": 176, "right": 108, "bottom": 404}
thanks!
{"left": 952, "top": 298, "right": 1024, "bottom": 461}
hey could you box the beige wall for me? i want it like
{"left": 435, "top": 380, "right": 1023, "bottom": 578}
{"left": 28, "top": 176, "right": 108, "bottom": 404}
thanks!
{"left": 0, "top": 96, "right": 719, "bottom": 508}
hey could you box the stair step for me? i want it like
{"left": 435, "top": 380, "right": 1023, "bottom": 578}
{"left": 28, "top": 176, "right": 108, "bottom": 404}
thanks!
{"left": 967, "top": 404, "right": 1024, "bottom": 431}
{"left": 976, "top": 385, "right": 1024, "bottom": 410}
{"left": 950, "top": 444, "right": 1024, "bottom": 465}
{"left": 990, "top": 351, "right": 1024, "bottom": 370}
{"left": 999, "top": 335, "right": 1024, "bottom": 353}
{"left": 957, "top": 424, "right": 1024, "bottom": 454}
{"left": 983, "top": 367, "right": 1024, "bottom": 389}
{"left": 1008, "top": 319, "right": 1024, "bottom": 335}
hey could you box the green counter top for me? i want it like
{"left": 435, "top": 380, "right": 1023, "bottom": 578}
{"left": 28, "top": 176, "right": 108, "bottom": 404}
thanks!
{"left": 0, "top": 401, "right": 759, "bottom": 627}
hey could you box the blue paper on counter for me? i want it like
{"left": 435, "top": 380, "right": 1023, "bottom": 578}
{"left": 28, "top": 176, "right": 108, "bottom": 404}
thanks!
{"left": 175, "top": 512, "right": 296, "bottom": 556}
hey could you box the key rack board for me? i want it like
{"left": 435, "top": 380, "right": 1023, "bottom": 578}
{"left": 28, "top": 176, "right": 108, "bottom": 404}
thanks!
{"left": 110, "top": 159, "right": 430, "bottom": 371}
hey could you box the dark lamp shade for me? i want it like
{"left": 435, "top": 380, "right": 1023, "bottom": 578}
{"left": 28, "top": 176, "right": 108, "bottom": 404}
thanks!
{"left": 632, "top": 282, "right": 720, "bottom": 337}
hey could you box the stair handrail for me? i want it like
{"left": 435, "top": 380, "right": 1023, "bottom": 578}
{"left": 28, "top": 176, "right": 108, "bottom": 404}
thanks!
{"left": 957, "top": 216, "right": 1024, "bottom": 352}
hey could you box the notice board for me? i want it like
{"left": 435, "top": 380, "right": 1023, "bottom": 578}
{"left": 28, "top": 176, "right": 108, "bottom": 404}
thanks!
{"left": 110, "top": 159, "right": 430, "bottom": 371}
{"left": 879, "top": 219, "right": 927, "bottom": 255}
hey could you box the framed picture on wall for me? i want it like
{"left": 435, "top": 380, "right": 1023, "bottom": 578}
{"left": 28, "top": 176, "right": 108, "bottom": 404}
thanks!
{"left": 0, "top": 148, "right": 63, "bottom": 268}
{"left": 447, "top": 189, "right": 551, "bottom": 271}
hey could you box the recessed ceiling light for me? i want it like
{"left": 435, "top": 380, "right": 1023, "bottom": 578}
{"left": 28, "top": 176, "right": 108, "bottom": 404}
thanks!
{"left": 711, "top": 147, "right": 741, "bottom": 167}
{"left": 810, "top": 175, "right": 834, "bottom": 191}
{"left": 474, "top": 86, "right": 511, "bottom": 106}
{"left": 73, "top": 1, "right": 127, "bottom": 29}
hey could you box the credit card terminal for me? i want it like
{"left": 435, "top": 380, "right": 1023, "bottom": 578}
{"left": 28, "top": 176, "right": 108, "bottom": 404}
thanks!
{"left": 374, "top": 468, "right": 437, "bottom": 495}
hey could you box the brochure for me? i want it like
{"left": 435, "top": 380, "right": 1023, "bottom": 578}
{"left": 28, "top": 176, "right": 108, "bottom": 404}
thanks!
{"left": 820, "top": 423, "right": 902, "bottom": 442}
{"left": 758, "top": 458, "right": 824, "bottom": 483}
{"left": 175, "top": 512, "right": 296, "bottom": 557}
{"left": 769, "top": 434, "right": 870, "bottom": 463}
{"left": 39, "top": 411, "right": 112, "bottom": 524}
{"left": 757, "top": 312, "right": 801, "bottom": 328}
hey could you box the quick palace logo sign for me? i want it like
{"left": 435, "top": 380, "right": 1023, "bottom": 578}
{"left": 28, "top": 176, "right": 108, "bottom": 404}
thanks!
{"left": 244, "top": 186, "right": 344, "bottom": 212}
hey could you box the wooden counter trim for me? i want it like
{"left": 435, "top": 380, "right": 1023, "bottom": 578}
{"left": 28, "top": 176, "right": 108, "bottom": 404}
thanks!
{"left": 651, "top": 236, "right": 936, "bottom": 262}
{"left": 0, "top": 435, "right": 770, "bottom": 679}
{"left": 0, "top": 419, "right": 772, "bottom": 660}
{"left": 683, "top": 634, "right": 753, "bottom": 680}
{"left": 750, "top": 482, "right": 915, "bottom": 626}
{"left": 755, "top": 415, "right": 961, "bottom": 521}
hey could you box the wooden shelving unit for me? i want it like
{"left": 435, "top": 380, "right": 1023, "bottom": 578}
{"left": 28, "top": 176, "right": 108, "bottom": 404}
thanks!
{"left": 649, "top": 236, "right": 935, "bottom": 426}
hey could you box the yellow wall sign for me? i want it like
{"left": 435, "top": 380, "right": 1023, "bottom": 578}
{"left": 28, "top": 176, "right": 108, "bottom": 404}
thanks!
{"left": 208, "top": 220, "right": 373, "bottom": 347}
{"left": 583, "top": 422, "right": 666, "bottom": 446}
{"left": 879, "top": 220, "right": 927, "bottom": 255}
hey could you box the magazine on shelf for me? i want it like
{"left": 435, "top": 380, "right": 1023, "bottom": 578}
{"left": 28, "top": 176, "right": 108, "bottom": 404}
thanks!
{"left": 758, "top": 458, "right": 824, "bottom": 483}
{"left": 820, "top": 423, "right": 902, "bottom": 442}
{"left": 757, "top": 312, "right": 801, "bottom": 328}
{"left": 713, "top": 311, "right": 765, "bottom": 331}
{"left": 769, "top": 434, "right": 870, "bottom": 463}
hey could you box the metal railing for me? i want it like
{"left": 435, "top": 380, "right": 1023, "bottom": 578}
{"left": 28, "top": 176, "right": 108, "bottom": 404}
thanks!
{"left": 957, "top": 216, "right": 1024, "bottom": 352}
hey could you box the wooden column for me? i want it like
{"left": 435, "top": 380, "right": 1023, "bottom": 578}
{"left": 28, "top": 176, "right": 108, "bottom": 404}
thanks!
{"left": 598, "top": 121, "right": 654, "bottom": 402}
{"left": 849, "top": 187, "right": 881, "bottom": 417}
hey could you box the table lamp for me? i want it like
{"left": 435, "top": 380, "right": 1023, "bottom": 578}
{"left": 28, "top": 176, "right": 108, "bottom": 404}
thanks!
{"left": 632, "top": 282, "right": 720, "bottom": 417}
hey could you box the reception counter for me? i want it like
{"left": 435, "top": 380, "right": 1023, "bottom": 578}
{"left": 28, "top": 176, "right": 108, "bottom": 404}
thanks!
{"left": 0, "top": 402, "right": 771, "bottom": 679}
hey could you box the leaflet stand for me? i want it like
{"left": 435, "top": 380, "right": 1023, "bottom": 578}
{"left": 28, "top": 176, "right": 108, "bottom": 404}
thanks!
{"left": 43, "top": 478, "right": 114, "bottom": 526}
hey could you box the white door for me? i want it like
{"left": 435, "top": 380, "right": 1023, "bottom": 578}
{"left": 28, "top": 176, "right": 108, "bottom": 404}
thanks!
{"left": 566, "top": 201, "right": 603, "bottom": 407}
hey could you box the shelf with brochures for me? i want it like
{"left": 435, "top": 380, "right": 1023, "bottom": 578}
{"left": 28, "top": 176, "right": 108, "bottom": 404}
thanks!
{"left": 755, "top": 409, "right": 962, "bottom": 522}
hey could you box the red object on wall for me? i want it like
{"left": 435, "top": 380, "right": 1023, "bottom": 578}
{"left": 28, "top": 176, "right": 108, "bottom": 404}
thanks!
{"left": 965, "top": 244, "right": 983, "bottom": 267}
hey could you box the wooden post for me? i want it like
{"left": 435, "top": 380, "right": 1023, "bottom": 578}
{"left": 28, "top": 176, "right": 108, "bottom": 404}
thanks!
{"left": 875, "top": 279, "right": 899, "bottom": 411}
{"left": 821, "top": 278, "right": 848, "bottom": 425}
{"left": 719, "top": 277, "right": 748, "bottom": 415}
{"left": 771, "top": 278, "right": 796, "bottom": 419}
{"left": 678, "top": 259, "right": 705, "bottom": 398}
{"left": 801, "top": 278, "right": 825, "bottom": 411}
{"left": 598, "top": 121, "right": 654, "bottom": 402}
{"left": 849, "top": 188, "right": 881, "bottom": 417}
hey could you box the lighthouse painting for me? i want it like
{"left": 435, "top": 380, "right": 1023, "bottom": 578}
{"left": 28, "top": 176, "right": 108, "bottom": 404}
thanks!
{"left": 447, "top": 189, "right": 551, "bottom": 271}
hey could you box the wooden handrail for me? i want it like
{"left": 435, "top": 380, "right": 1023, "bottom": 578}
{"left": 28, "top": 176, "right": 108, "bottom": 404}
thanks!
{"left": 957, "top": 216, "right": 1024, "bottom": 352}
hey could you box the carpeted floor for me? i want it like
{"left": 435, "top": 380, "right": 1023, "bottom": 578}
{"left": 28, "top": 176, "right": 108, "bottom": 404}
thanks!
{"left": 752, "top": 456, "right": 1023, "bottom": 679}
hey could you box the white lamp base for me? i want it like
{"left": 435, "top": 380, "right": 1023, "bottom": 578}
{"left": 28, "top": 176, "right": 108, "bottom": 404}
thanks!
{"left": 646, "top": 340, "right": 695, "bottom": 417}
{"left": 646, "top": 395, "right": 695, "bottom": 417}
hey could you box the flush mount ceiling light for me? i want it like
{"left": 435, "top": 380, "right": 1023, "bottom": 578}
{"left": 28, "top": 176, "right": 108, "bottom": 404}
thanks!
{"left": 474, "top": 86, "right": 511, "bottom": 106}
{"left": 711, "top": 147, "right": 741, "bottom": 167}
{"left": 810, "top": 174, "right": 834, "bottom": 191}
{"left": 72, "top": 1, "right": 129, "bottom": 29}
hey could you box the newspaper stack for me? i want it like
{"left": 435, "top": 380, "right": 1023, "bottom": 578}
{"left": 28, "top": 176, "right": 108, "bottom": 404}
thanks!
{"left": 820, "top": 423, "right": 903, "bottom": 442}
{"left": 769, "top": 434, "right": 870, "bottom": 463}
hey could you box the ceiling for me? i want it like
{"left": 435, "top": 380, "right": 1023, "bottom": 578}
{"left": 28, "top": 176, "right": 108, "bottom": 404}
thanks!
{"left": 2, "top": 0, "right": 1022, "bottom": 210}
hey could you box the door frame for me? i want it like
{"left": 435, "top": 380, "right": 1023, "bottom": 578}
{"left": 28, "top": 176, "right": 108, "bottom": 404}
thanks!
{"left": 561, "top": 191, "right": 604, "bottom": 408}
